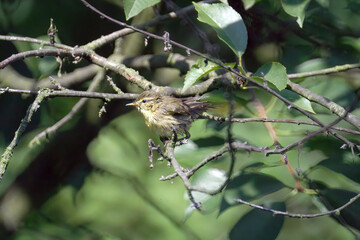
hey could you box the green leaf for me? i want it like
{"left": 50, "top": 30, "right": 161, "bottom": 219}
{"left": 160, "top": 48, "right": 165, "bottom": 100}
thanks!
{"left": 124, "top": 0, "right": 160, "bottom": 20}
{"left": 242, "top": 0, "right": 257, "bottom": 9}
{"left": 280, "top": 89, "right": 315, "bottom": 113}
{"left": 281, "top": 0, "right": 310, "bottom": 28}
{"left": 220, "top": 173, "right": 284, "bottom": 214}
{"left": 254, "top": 62, "right": 289, "bottom": 91}
{"left": 224, "top": 173, "right": 284, "bottom": 202}
{"left": 293, "top": 96, "right": 315, "bottom": 113}
{"left": 193, "top": 2, "right": 248, "bottom": 57}
{"left": 347, "top": 1, "right": 360, "bottom": 13}
{"left": 341, "top": 37, "right": 360, "bottom": 53}
{"left": 193, "top": 136, "right": 224, "bottom": 148}
{"left": 185, "top": 168, "right": 226, "bottom": 217}
{"left": 319, "top": 159, "right": 360, "bottom": 184}
{"left": 219, "top": 0, "right": 229, "bottom": 4}
{"left": 12, "top": 38, "right": 40, "bottom": 77}
{"left": 322, "top": 189, "right": 360, "bottom": 231}
{"left": 229, "top": 202, "right": 285, "bottom": 240}
{"left": 315, "top": 0, "right": 329, "bottom": 8}
{"left": 11, "top": 35, "right": 59, "bottom": 78}
{"left": 182, "top": 58, "right": 219, "bottom": 92}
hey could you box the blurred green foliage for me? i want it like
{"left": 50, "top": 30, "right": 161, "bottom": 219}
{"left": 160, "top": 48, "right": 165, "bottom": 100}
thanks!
{"left": 0, "top": 0, "right": 360, "bottom": 239}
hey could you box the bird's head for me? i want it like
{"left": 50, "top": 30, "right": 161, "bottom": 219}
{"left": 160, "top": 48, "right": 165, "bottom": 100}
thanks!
{"left": 126, "top": 91, "right": 162, "bottom": 116}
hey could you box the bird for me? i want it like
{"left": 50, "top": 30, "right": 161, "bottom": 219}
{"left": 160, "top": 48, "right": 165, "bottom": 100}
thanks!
{"left": 126, "top": 91, "right": 210, "bottom": 143}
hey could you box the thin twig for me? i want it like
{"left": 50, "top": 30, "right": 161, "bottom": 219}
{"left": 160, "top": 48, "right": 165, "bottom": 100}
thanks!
{"left": 0, "top": 87, "right": 137, "bottom": 100}
{"left": 235, "top": 191, "right": 360, "bottom": 218}
{"left": 0, "top": 48, "right": 77, "bottom": 69}
{"left": 201, "top": 113, "right": 360, "bottom": 135}
{"left": 288, "top": 63, "right": 360, "bottom": 79}
{"left": 0, "top": 35, "right": 74, "bottom": 50}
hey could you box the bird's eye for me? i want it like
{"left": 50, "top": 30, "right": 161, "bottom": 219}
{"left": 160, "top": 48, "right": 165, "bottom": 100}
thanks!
{"left": 142, "top": 99, "right": 147, "bottom": 103}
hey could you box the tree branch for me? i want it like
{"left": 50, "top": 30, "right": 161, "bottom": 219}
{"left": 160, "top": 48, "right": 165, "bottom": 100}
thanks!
{"left": 0, "top": 89, "right": 50, "bottom": 182}
{"left": 287, "top": 81, "right": 360, "bottom": 130}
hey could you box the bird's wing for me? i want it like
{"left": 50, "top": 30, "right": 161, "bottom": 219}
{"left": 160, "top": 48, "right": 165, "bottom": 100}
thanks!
{"left": 183, "top": 96, "right": 210, "bottom": 118}
{"left": 161, "top": 97, "right": 190, "bottom": 115}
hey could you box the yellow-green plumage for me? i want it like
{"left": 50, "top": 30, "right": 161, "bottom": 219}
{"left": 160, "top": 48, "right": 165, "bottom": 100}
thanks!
{"left": 127, "top": 91, "right": 210, "bottom": 141}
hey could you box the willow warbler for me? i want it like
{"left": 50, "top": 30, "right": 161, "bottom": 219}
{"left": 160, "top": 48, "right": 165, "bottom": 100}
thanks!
{"left": 126, "top": 91, "right": 210, "bottom": 142}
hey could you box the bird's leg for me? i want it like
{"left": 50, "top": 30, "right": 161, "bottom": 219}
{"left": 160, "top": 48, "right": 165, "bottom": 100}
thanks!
{"left": 176, "top": 130, "right": 190, "bottom": 145}
{"left": 160, "top": 136, "right": 168, "bottom": 144}
{"left": 171, "top": 128, "right": 178, "bottom": 143}
{"left": 185, "top": 130, "right": 191, "bottom": 140}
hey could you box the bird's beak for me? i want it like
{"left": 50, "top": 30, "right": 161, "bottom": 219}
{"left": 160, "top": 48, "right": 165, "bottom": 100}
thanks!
{"left": 126, "top": 102, "right": 138, "bottom": 107}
